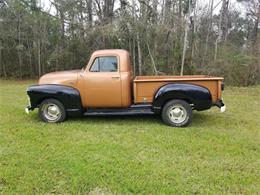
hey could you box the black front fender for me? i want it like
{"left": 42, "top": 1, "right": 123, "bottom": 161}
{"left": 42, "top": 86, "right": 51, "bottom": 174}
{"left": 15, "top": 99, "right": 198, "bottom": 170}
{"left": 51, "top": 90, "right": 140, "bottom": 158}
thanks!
{"left": 26, "top": 84, "right": 82, "bottom": 116}
{"left": 152, "top": 83, "right": 212, "bottom": 113}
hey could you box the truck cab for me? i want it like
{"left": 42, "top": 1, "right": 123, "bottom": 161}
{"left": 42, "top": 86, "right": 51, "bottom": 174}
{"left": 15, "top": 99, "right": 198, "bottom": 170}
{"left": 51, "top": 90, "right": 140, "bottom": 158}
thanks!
{"left": 26, "top": 49, "right": 225, "bottom": 127}
{"left": 77, "top": 50, "right": 133, "bottom": 108}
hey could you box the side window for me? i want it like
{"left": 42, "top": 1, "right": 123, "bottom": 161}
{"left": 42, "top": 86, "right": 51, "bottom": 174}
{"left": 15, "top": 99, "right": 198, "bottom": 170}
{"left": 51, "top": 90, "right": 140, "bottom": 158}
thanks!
{"left": 90, "top": 58, "right": 99, "bottom": 72}
{"left": 90, "top": 56, "right": 118, "bottom": 72}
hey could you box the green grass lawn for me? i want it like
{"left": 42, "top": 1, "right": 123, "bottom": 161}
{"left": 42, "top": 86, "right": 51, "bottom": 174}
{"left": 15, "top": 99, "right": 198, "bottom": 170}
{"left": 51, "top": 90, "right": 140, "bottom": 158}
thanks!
{"left": 0, "top": 80, "right": 260, "bottom": 194}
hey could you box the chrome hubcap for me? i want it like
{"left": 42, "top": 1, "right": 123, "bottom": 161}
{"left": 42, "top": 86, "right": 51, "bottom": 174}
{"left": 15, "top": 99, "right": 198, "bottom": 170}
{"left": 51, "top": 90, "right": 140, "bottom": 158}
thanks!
{"left": 43, "top": 103, "right": 61, "bottom": 121}
{"left": 168, "top": 104, "right": 187, "bottom": 124}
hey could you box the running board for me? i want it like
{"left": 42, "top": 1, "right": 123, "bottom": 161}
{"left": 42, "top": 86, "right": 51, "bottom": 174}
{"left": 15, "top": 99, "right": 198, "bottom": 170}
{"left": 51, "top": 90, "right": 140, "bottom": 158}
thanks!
{"left": 83, "top": 104, "right": 154, "bottom": 116}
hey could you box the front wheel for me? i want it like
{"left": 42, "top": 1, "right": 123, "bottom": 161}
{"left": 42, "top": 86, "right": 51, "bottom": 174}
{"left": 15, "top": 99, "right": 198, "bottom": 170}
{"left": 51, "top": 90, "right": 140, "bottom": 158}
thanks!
{"left": 161, "top": 99, "right": 192, "bottom": 127}
{"left": 39, "top": 98, "right": 66, "bottom": 123}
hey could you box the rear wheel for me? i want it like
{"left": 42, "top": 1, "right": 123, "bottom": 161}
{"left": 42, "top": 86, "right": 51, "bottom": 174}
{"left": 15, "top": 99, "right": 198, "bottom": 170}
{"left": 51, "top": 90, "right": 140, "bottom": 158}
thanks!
{"left": 39, "top": 99, "right": 66, "bottom": 123}
{"left": 161, "top": 99, "right": 192, "bottom": 127}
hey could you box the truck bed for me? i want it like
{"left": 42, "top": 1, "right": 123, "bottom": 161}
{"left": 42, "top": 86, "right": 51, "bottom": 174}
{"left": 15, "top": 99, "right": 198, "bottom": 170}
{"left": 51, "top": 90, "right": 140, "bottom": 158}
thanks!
{"left": 133, "top": 75, "right": 223, "bottom": 104}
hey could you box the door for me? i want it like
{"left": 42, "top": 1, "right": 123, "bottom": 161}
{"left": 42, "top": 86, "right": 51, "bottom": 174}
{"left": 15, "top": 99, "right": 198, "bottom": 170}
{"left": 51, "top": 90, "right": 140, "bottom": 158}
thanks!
{"left": 80, "top": 56, "right": 122, "bottom": 108}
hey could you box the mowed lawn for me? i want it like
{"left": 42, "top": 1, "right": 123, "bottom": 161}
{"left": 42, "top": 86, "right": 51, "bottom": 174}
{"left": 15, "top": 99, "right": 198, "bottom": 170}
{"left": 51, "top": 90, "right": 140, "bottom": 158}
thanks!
{"left": 0, "top": 80, "right": 260, "bottom": 194}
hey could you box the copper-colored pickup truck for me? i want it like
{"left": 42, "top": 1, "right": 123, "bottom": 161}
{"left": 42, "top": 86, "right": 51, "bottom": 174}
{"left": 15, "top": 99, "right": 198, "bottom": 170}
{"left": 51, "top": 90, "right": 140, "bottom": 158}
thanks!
{"left": 26, "top": 49, "right": 225, "bottom": 127}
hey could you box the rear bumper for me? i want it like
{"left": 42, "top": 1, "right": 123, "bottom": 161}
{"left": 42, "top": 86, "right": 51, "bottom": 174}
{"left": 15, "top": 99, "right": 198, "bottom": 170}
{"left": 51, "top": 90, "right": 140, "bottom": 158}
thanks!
{"left": 213, "top": 99, "right": 224, "bottom": 108}
{"left": 213, "top": 99, "right": 226, "bottom": 113}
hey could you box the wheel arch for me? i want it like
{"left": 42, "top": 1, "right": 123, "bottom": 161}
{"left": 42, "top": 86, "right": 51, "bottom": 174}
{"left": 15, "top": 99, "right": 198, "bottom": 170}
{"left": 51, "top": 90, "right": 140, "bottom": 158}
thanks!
{"left": 159, "top": 96, "right": 193, "bottom": 111}
{"left": 36, "top": 96, "right": 64, "bottom": 108}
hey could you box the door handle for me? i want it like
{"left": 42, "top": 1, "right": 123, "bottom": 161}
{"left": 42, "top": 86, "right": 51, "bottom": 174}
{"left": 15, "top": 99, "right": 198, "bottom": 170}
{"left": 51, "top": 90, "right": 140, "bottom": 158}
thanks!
{"left": 111, "top": 76, "right": 120, "bottom": 79}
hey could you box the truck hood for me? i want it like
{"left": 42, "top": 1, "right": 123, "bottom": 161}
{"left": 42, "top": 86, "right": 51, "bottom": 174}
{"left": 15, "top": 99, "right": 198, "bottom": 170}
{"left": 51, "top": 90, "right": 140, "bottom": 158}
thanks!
{"left": 39, "top": 69, "right": 81, "bottom": 87}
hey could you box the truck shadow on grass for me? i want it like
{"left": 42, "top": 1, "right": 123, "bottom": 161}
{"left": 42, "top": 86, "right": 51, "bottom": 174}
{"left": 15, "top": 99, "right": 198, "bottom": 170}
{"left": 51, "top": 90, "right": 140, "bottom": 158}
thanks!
{"left": 67, "top": 112, "right": 217, "bottom": 127}
{"left": 70, "top": 114, "right": 161, "bottom": 124}
{"left": 29, "top": 111, "right": 218, "bottom": 127}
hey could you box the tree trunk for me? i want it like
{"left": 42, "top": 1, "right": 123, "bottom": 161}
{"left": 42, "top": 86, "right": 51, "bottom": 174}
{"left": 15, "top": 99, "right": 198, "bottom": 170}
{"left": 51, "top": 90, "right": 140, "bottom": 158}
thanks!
{"left": 221, "top": 0, "right": 229, "bottom": 42}
{"left": 214, "top": 4, "right": 223, "bottom": 62}
{"left": 79, "top": 0, "right": 85, "bottom": 38}
{"left": 137, "top": 33, "right": 142, "bottom": 75}
{"left": 214, "top": 0, "right": 229, "bottom": 62}
{"left": 38, "top": 38, "right": 41, "bottom": 77}
{"left": 86, "top": 0, "right": 93, "bottom": 27}
{"left": 203, "top": 0, "right": 214, "bottom": 65}
{"left": 163, "top": 0, "right": 171, "bottom": 24}
{"left": 60, "top": 10, "right": 65, "bottom": 41}
{"left": 18, "top": 11, "right": 22, "bottom": 79}
{"left": 0, "top": 40, "right": 2, "bottom": 77}
{"left": 132, "top": 0, "right": 136, "bottom": 76}
{"left": 0, "top": 38, "right": 6, "bottom": 78}
{"left": 146, "top": 39, "right": 158, "bottom": 75}
{"left": 190, "top": 0, "right": 197, "bottom": 68}
{"left": 180, "top": 0, "right": 191, "bottom": 76}
{"left": 133, "top": 38, "right": 136, "bottom": 76}
{"left": 180, "top": 23, "right": 188, "bottom": 76}
{"left": 175, "top": 0, "right": 183, "bottom": 72}
{"left": 42, "top": 21, "right": 47, "bottom": 74}
{"left": 103, "top": 0, "right": 115, "bottom": 23}
{"left": 251, "top": 4, "right": 259, "bottom": 54}
{"left": 27, "top": 37, "right": 33, "bottom": 78}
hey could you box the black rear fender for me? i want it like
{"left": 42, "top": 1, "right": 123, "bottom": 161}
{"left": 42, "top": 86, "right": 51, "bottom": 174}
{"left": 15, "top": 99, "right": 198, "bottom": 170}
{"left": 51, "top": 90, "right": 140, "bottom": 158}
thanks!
{"left": 152, "top": 83, "right": 212, "bottom": 113}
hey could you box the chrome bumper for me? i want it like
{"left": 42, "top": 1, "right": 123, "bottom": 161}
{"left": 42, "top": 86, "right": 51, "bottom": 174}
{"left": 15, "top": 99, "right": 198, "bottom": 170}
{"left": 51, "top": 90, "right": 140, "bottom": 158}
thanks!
{"left": 25, "top": 95, "right": 32, "bottom": 114}
{"left": 25, "top": 105, "right": 31, "bottom": 114}
{"left": 213, "top": 100, "right": 226, "bottom": 113}
{"left": 220, "top": 105, "right": 226, "bottom": 113}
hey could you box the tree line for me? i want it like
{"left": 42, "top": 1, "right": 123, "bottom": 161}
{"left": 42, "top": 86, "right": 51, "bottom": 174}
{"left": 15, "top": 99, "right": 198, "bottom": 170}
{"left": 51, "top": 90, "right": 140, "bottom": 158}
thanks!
{"left": 0, "top": 0, "right": 259, "bottom": 85}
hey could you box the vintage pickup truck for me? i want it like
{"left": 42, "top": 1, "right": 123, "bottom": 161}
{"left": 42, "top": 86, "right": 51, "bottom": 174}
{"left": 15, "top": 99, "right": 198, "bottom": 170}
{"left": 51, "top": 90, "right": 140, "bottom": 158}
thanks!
{"left": 26, "top": 49, "right": 225, "bottom": 127}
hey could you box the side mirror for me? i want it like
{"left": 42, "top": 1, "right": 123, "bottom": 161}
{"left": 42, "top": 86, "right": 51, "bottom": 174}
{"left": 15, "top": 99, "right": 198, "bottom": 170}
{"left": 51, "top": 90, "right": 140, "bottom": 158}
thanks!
{"left": 79, "top": 71, "right": 85, "bottom": 77}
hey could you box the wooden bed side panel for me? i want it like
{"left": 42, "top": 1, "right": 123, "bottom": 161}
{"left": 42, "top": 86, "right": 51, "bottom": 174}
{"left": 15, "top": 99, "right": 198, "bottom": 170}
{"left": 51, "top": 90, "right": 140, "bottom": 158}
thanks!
{"left": 134, "top": 80, "right": 219, "bottom": 104}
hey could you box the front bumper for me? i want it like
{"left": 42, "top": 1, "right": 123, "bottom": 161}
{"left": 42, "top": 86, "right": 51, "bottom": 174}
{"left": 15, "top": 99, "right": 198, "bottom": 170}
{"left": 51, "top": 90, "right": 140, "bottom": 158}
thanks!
{"left": 213, "top": 99, "right": 226, "bottom": 113}
{"left": 25, "top": 105, "right": 32, "bottom": 114}
{"left": 25, "top": 94, "right": 33, "bottom": 114}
